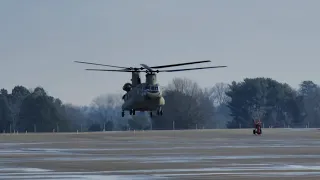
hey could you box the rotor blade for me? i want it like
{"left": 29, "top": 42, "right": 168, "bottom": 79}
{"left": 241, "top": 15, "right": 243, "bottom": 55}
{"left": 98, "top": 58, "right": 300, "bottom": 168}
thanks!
{"left": 74, "top": 61, "right": 129, "bottom": 69}
{"left": 150, "top": 60, "right": 211, "bottom": 69}
{"left": 157, "top": 66, "right": 227, "bottom": 72}
{"left": 85, "top": 68, "right": 139, "bottom": 72}
{"left": 140, "top": 64, "right": 153, "bottom": 71}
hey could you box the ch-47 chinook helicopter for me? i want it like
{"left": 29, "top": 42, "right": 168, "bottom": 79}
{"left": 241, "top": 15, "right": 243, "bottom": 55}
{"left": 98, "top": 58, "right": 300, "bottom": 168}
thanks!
{"left": 74, "top": 60, "right": 227, "bottom": 117}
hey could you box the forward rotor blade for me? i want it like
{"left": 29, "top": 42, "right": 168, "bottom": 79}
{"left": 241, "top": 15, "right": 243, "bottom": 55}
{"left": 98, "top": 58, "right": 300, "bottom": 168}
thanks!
{"left": 150, "top": 60, "right": 211, "bottom": 69}
{"left": 140, "top": 64, "right": 153, "bottom": 71}
{"left": 85, "top": 68, "right": 139, "bottom": 72}
{"left": 158, "top": 66, "right": 227, "bottom": 72}
{"left": 74, "top": 61, "right": 129, "bottom": 69}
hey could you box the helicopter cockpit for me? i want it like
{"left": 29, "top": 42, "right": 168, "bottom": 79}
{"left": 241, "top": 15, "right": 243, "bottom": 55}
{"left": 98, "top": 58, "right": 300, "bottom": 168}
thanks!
{"left": 144, "top": 84, "right": 160, "bottom": 93}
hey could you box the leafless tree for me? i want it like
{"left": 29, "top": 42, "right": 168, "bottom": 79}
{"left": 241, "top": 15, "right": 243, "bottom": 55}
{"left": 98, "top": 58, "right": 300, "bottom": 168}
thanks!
{"left": 209, "top": 82, "right": 230, "bottom": 107}
{"left": 129, "top": 112, "right": 151, "bottom": 130}
{"left": 167, "top": 77, "right": 202, "bottom": 97}
{"left": 156, "top": 78, "right": 214, "bottom": 129}
{"left": 248, "top": 105, "right": 266, "bottom": 121}
{"left": 203, "top": 82, "right": 232, "bottom": 128}
{"left": 92, "top": 93, "right": 122, "bottom": 109}
{"left": 91, "top": 93, "right": 123, "bottom": 130}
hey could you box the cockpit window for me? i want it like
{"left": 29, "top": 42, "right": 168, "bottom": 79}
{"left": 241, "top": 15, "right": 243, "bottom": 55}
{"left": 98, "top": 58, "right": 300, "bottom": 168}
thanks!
{"left": 145, "top": 85, "right": 159, "bottom": 92}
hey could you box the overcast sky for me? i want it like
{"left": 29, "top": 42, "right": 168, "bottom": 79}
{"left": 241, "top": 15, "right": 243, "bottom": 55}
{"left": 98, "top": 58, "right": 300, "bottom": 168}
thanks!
{"left": 1, "top": 0, "right": 319, "bottom": 105}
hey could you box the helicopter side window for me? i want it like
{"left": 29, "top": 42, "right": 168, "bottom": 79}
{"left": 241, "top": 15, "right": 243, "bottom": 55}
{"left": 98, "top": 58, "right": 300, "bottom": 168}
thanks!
{"left": 144, "top": 85, "right": 159, "bottom": 92}
{"left": 149, "top": 85, "right": 158, "bottom": 92}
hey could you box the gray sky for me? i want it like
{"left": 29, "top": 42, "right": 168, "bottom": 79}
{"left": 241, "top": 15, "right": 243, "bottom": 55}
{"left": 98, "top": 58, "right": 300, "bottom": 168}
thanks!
{"left": 1, "top": 0, "right": 319, "bottom": 105}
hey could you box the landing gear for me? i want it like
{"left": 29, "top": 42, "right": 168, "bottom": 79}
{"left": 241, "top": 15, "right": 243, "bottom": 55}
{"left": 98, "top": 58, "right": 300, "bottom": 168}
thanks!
{"left": 129, "top": 109, "right": 136, "bottom": 115}
{"left": 121, "top": 111, "right": 125, "bottom": 117}
{"left": 148, "top": 109, "right": 163, "bottom": 117}
{"left": 156, "top": 108, "right": 163, "bottom": 116}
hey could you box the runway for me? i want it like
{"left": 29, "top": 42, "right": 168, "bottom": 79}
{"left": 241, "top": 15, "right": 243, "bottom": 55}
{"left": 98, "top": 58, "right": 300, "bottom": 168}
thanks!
{"left": 0, "top": 128, "right": 320, "bottom": 179}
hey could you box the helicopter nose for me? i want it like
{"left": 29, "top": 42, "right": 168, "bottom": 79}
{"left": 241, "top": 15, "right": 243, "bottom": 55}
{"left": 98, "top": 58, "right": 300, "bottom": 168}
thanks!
{"left": 146, "top": 92, "right": 161, "bottom": 99}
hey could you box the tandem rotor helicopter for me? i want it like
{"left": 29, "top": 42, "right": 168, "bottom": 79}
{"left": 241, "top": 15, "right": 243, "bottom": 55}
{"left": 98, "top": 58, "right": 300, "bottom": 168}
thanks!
{"left": 75, "top": 60, "right": 227, "bottom": 117}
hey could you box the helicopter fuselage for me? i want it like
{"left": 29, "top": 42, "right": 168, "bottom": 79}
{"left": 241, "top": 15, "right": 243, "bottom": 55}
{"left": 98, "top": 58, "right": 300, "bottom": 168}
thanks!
{"left": 122, "top": 83, "right": 165, "bottom": 112}
{"left": 122, "top": 95, "right": 165, "bottom": 111}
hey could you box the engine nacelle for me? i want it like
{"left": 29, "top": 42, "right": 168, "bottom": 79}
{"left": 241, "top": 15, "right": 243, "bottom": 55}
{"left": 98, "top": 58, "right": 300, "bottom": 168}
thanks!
{"left": 122, "top": 83, "right": 132, "bottom": 92}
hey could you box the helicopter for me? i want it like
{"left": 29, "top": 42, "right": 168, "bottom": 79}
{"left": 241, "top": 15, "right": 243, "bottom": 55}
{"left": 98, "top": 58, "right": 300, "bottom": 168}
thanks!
{"left": 74, "top": 60, "right": 227, "bottom": 117}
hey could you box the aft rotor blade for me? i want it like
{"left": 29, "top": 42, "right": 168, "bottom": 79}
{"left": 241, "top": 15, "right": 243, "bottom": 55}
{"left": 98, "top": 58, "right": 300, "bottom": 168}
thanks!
{"left": 85, "top": 68, "right": 139, "bottom": 72}
{"left": 140, "top": 64, "right": 153, "bottom": 71}
{"left": 158, "top": 66, "right": 227, "bottom": 72}
{"left": 74, "top": 61, "right": 129, "bottom": 69}
{"left": 150, "top": 60, "right": 211, "bottom": 69}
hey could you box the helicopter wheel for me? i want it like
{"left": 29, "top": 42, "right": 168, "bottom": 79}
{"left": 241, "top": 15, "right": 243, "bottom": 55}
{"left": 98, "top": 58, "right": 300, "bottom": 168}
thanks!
{"left": 121, "top": 111, "right": 125, "bottom": 117}
{"left": 132, "top": 110, "right": 136, "bottom": 115}
{"left": 157, "top": 108, "right": 163, "bottom": 116}
{"left": 129, "top": 109, "right": 133, "bottom": 115}
{"left": 149, "top": 111, "right": 153, "bottom": 117}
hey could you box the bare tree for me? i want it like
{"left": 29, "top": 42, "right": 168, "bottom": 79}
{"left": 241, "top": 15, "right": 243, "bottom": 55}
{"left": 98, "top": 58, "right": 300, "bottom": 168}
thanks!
{"left": 209, "top": 82, "right": 230, "bottom": 107}
{"left": 167, "top": 77, "right": 202, "bottom": 97}
{"left": 91, "top": 93, "right": 123, "bottom": 130}
{"left": 64, "top": 103, "right": 88, "bottom": 131}
{"left": 248, "top": 105, "right": 266, "bottom": 121}
{"left": 92, "top": 93, "right": 122, "bottom": 109}
{"left": 247, "top": 103, "right": 278, "bottom": 128}
{"left": 155, "top": 78, "right": 214, "bottom": 129}
{"left": 205, "top": 82, "right": 232, "bottom": 128}
{"left": 129, "top": 112, "right": 151, "bottom": 130}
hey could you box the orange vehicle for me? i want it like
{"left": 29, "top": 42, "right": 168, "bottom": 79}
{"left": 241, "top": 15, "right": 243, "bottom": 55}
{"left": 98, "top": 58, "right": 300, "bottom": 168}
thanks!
{"left": 253, "top": 120, "right": 262, "bottom": 135}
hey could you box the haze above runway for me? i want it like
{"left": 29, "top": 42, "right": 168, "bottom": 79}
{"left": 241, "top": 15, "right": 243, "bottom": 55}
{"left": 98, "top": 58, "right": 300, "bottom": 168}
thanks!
{"left": 1, "top": 129, "right": 320, "bottom": 179}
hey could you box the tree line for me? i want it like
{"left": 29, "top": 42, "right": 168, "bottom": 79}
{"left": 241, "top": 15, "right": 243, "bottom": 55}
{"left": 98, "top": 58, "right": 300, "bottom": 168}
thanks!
{"left": 1, "top": 77, "right": 319, "bottom": 132}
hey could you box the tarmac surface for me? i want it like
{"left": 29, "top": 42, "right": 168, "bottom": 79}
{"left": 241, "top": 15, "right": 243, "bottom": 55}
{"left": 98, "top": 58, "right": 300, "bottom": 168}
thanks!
{"left": 0, "top": 128, "right": 320, "bottom": 179}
